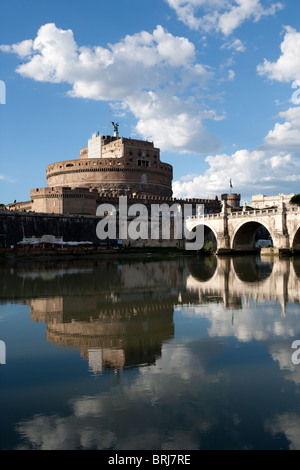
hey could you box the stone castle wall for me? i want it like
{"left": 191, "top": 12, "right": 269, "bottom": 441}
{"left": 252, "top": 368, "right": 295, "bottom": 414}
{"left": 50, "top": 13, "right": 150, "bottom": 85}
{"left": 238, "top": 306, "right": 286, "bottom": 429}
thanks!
{"left": 46, "top": 158, "right": 172, "bottom": 198}
{"left": 46, "top": 136, "right": 173, "bottom": 199}
{"left": 30, "top": 187, "right": 99, "bottom": 215}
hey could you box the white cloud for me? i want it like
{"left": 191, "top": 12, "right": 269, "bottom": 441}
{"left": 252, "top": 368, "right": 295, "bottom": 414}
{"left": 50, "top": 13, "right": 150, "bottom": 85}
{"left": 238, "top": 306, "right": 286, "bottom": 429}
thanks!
{"left": 126, "top": 91, "right": 222, "bottom": 153}
{"left": 228, "top": 69, "right": 235, "bottom": 81}
{"left": 166, "top": 0, "right": 284, "bottom": 35}
{"left": 0, "top": 174, "right": 16, "bottom": 184}
{"left": 257, "top": 26, "right": 300, "bottom": 83}
{"left": 172, "top": 147, "right": 300, "bottom": 199}
{"left": 218, "top": 0, "right": 283, "bottom": 36}
{"left": 0, "top": 23, "right": 220, "bottom": 154}
{"left": 221, "top": 38, "right": 246, "bottom": 52}
{"left": 173, "top": 23, "right": 300, "bottom": 200}
{"left": 1, "top": 23, "right": 197, "bottom": 95}
{"left": 0, "top": 39, "right": 33, "bottom": 57}
{"left": 263, "top": 107, "right": 300, "bottom": 153}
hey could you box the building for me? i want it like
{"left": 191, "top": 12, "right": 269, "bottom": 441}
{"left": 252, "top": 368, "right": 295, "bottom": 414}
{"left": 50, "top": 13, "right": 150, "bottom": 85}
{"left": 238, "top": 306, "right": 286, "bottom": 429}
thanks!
{"left": 251, "top": 193, "right": 294, "bottom": 209}
{"left": 5, "top": 128, "right": 224, "bottom": 216}
{"left": 45, "top": 133, "right": 173, "bottom": 200}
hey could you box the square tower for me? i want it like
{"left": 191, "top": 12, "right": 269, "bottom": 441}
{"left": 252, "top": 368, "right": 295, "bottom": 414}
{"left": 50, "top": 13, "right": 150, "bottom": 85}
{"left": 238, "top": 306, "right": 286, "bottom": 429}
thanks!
{"left": 88, "top": 132, "right": 102, "bottom": 158}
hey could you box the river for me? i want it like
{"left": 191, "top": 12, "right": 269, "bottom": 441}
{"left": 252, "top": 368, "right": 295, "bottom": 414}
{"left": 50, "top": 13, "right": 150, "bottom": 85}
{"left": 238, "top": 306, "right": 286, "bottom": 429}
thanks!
{"left": 0, "top": 254, "right": 300, "bottom": 450}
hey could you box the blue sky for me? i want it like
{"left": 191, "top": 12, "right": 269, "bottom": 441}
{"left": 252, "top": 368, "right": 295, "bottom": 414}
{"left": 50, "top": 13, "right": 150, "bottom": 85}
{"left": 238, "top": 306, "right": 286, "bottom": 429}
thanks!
{"left": 0, "top": 0, "right": 299, "bottom": 205}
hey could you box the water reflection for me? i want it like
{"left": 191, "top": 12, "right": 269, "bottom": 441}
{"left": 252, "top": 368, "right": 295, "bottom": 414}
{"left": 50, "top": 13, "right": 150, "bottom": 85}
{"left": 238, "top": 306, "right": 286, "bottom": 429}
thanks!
{"left": 1, "top": 255, "right": 300, "bottom": 449}
{"left": 1, "top": 256, "right": 300, "bottom": 373}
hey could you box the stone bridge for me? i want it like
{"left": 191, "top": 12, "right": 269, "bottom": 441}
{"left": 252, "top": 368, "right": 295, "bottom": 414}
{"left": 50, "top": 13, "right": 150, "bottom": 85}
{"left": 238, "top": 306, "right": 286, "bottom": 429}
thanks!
{"left": 186, "top": 204, "right": 300, "bottom": 254}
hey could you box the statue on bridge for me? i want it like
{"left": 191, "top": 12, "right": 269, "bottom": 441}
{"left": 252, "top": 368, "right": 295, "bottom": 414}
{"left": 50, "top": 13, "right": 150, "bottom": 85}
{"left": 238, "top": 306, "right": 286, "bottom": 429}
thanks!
{"left": 221, "top": 199, "right": 226, "bottom": 213}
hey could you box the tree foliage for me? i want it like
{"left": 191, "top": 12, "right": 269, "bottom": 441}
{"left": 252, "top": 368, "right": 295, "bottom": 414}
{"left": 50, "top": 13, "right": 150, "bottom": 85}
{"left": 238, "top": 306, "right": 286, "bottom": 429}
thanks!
{"left": 290, "top": 194, "right": 300, "bottom": 205}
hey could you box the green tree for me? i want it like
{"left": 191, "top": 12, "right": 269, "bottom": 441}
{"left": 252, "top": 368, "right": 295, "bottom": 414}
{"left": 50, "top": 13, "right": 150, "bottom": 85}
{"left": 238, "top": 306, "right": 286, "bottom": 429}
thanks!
{"left": 290, "top": 194, "right": 300, "bottom": 205}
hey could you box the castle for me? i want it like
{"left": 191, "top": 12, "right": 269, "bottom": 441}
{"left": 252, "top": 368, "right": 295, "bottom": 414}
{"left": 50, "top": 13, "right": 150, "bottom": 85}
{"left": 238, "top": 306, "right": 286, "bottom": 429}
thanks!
{"left": 5, "top": 126, "right": 239, "bottom": 216}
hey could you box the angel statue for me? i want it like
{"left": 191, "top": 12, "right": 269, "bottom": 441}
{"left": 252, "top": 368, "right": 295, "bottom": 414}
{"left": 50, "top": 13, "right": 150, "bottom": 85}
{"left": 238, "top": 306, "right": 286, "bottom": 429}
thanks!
{"left": 112, "top": 122, "right": 119, "bottom": 137}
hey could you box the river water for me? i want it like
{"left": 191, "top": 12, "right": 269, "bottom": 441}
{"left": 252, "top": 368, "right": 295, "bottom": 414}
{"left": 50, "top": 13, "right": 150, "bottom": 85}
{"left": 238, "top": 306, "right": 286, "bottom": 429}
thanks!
{"left": 0, "top": 254, "right": 300, "bottom": 450}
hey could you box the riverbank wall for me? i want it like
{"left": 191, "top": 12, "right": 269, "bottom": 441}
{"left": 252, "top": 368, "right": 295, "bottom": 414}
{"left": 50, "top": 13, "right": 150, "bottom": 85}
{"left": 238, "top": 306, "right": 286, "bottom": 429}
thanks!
{"left": 0, "top": 211, "right": 183, "bottom": 249}
{"left": 0, "top": 211, "right": 100, "bottom": 248}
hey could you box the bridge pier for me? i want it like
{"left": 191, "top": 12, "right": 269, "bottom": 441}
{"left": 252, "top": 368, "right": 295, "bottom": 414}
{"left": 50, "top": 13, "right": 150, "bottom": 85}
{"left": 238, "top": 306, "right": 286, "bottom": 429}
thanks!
{"left": 273, "top": 232, "right": 290, "bottom": 256}
{"left": 215, "top": 209, "right": 231, "bottom": 254}
{"left": 216, "top": 235, "right": 231, "bottom": 255}
{"left": 274, "top": 233, "right": 289, "bottom": 248}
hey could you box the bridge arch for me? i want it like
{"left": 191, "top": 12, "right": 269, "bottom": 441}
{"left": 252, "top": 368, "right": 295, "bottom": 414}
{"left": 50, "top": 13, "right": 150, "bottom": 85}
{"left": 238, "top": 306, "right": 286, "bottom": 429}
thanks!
{"left": 291, "top": 226, "right": 300, "bottom": 251}
{"left": 231, "top": 220, "right": 274, "bottom": 251}
{"left": 185, "top": 220, "right": 219, "bottom": 251}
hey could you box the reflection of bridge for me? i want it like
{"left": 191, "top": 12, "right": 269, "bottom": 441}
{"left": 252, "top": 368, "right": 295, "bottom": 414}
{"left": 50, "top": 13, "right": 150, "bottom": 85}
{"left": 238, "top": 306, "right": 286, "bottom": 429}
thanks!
{"left": 2, "top": 256, "right": 299, "bottom": 372}
{"left": 186, "top": 204, "right": 300, "bottom": 253}
{"left": 186, "top": 256, "right": 300, "bottom": 317}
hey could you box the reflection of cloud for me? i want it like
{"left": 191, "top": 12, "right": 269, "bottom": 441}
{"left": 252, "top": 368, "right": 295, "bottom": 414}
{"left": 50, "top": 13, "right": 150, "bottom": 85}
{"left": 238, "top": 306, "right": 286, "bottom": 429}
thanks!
{"left": 177, "top": 302, "right": 300, "bottom": 343}
{"left": 17, "top": 413, "right": 117, "bottom": 450}
{"left": 265, "top": 413, "right": 300, "bottom": 450}
{"left": 9, "top": 257, "right": 300, "bottom": 450}
{"left": 14, "top": 310, "right": 300, "bottom": 450}
{"left": 268, "top": 342, "right": 300, "bottom": 384}
{"left": 15, "top": 341, "right": 225, "bottom": 450}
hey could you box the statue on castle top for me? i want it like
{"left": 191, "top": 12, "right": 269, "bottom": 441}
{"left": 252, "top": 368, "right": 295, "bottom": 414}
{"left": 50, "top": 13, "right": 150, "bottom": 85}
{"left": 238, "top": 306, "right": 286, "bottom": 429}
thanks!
{"left": 112, "top": 122, "right": 119, "bottom": 137}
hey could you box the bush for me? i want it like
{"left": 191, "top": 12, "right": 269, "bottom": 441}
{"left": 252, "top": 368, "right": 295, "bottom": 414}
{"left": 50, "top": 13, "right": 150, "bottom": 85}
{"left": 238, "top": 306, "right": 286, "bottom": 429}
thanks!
{"left": 203, "top": 241, "right": 214, "bottom": 255}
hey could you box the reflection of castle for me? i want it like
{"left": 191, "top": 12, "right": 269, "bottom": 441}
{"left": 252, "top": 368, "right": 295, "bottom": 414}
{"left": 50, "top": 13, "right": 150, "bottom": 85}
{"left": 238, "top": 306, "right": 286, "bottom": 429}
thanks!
{"left": 1, "top": 256, "right": 299, "bottom": 372}
{"left": 25, "top": 260, "right": 195, "bottom": 373}
{"left": 32, "top": 295, "right": 175, "bottom": 373}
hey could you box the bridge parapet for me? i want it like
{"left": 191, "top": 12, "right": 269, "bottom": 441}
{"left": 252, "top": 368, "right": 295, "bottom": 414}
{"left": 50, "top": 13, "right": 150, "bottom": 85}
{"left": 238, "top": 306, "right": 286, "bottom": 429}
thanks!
{"left": 229, "top": 208, "right": 278, "bottom": 217}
